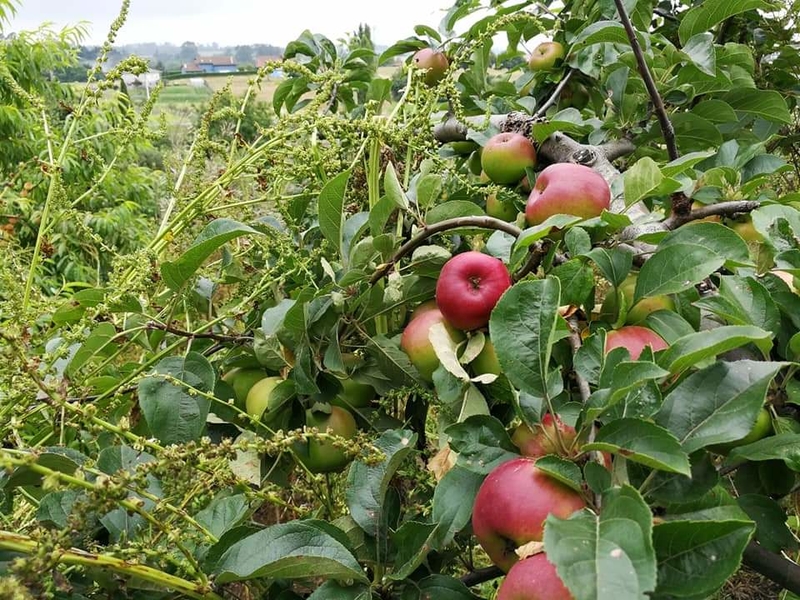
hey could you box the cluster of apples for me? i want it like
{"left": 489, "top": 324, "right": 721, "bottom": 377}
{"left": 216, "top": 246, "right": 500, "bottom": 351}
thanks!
{"left": 222, "top": 363, "right": 376, "bottom": 473}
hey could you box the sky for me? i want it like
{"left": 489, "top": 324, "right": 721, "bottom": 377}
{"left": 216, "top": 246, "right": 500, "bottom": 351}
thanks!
{"left": 6, "top": 0, "right": 458, "bottom": 47}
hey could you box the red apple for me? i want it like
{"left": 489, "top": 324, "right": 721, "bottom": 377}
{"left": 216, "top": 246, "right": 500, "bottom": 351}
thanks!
{"left": 525, "top": 163, "right": 610, "bottom": 226}
{"left": 436, "top": 251, "right": 512, "bottom": 331}
{"left": 481, "top": 133, "right": 537, "bottom": 185}
{"left": 410, "top": 299, "right": 439, "bottom": 321}
{"left": 401, "top": 308, "right": 466, "bottom": 382}
{"left": 512, "top": 414, "right": 577, "bottom": 458}
{"left": 528, "top": 41, "right": 565, "bottom": 72}
{"left": 497, "top": 553, "right": 573, "bottom": 600}
{"left": 412, "top": 48, "right": 449, "bottom": 86}
{"left": 605, "top": 326, "right": 668, "bottom": 360}
{"left": 472, "top": 457, "right": 586, "bottom": 572}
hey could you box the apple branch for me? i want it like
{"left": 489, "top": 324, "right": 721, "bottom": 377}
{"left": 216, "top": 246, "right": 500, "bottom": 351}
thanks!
{"left": 612, "top": 0, "right": 678, "bottom": 163}
{"left": 662, "top": 200, "right": 761, "bottom": 229}
{"left": 369, "top": 216, "right": 522, "bottom": 285}
{"left": 742, "top": 541, "right": 800, "bottom": 596}
{"left": 146, "top": 322, "right": 253, "bottom": 343}
{"left": 533, "top": 69, "right": 575, "bottom": 118}
{"left": 460, "top": 565, "right": 504, "bottom": 587}
{"left": 513, "top": 240, "right": 552, "bottom": 282}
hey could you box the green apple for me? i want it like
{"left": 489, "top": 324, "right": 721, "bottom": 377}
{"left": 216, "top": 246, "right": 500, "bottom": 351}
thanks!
{"left": 481, "top": 133, "right": 537, "bottom": 185}
{"left": 331, "top": 376, "right": 375, "bottom": 410}
{"left": 222, "top": 368, "right": 269, "bottom": 410}
{"left": 401, "top": 306, "right": 466, "bottom": 381}
{"left": 528, "top": 41, "right": 565, "bottom": 71}
{"left": 303, "top": 406, "right": 358, "bottom": 473}
{"left": 486, "top": 193, "right": 519, "bottom": 222}
{"left": 709, "top": 407, "right": 772, "bottom": 455}
{"left": 471, "top": 338, "right": 502, "bottom": 376}
{"left": 245, "top": 376, "right": 284, "bottom": 419}
{"left": 600, "top": 273, "right": 675, "bottom": 325}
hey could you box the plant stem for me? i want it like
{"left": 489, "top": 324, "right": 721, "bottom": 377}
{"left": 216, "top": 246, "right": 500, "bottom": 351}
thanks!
{"left": 662, "top": 200, "right": 761, "bottom": 229}
{"left": 533, "top": 69, "right": 575, "bottom": 118}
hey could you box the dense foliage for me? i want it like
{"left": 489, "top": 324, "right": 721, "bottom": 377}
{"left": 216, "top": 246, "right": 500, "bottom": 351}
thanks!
{"left": 1, "top": 0, "right": 800, "bottom": 599}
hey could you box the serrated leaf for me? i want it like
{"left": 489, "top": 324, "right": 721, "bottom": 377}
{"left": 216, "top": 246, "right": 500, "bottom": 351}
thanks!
{"left": 585, "top": 247, "right": 633, "bottom": 288}
{"left": 545, "top": 485, "right": 656, "bottom": 600}
{"left": 446, "top": 415, "right": 518, "bottom": 475}
{"left": 416, "top": 574, "right": 481, "bottom": 600}
{"left": 213, "top": 520, "right": 367, "bottom": 584}
{"left": 737, "top": 494, "right": 798, "bottom": 552}
{"left": 161, "top": 219, "right": 260, "bottom": 291}
{"left": 384, "top": 162, "right": 409, "bottom": 210}
{"left": 572, "top": 20, "right": 631, "bottom": 48}
{"left": 624, "top": 157, "right": 664, "bottom": 206}
{"left": 431, "top": 467, "right": 484, "bottom": 549}
{"left": 583, "top": 418, "right": 690, "bottom": 475}
{"left": 366, "top": 335, "right": 420, "bottom": 387}
{"left": 634, "top": 244, "right": 725, "bottom": 302}
{"left": 195, "top": 494, "right": 250, "bottom": 540}
{"left": 725, "top": 433, "right": 800, "bottom": 471}
{"left": 657, "top": 326, "right": 773, "bottom": 374}
{"left": 389, "top": 521, "right": 438, "bottom": 580}
{"left": 318, "top": 170, "right": 351, "bottom": 257}
{"left": 656, "top": 361, "right": 784, "bottom": 453}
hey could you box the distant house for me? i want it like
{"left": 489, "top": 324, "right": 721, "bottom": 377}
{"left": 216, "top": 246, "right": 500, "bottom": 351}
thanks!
{"left": 181, "top": 56, "right": 237, "bottom": 75}
{"left": 255, "top": 55, "right": 284, "bottom": 78}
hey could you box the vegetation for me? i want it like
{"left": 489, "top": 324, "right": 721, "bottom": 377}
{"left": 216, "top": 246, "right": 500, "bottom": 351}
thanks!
{"left": 1, "top": 0, "right": 800, "bottom": 599}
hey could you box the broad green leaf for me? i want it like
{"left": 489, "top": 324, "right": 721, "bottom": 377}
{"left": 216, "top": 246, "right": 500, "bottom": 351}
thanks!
{"left": 722, "top": 89, "right": 792, "bottom": 124}
{"left": 446, "top": 415, "right": 518, "bottom": 474}
{"left": 346, "top": 429, "right": 417, "bottom": 535}
{"left": 415, "top": 174, "right": 444, "bottom": 209}
{"left": 161, "top": 219, "right": 260, "bottom": 291}
{"left": 213, "top": 520, "right": 367, "bottom": 583}
{"left": 572, "top": 20, "right": 631, "bottom": 49}
{"left": 535, "top": 455, "right": 583, "bottom": 493}
{"left": 583, "top": 418, "right": 690, "bottom": 475}
{"left": 489, "top": 278, "right": 562, "bottom": 399}
{"left": 634, "top": 244, "right": 724, "bottom": 302}
{"left": 383, "top": 162, "right": 409, "bottom": 210}
{"left": 366, "top": 335, "right": 420, "bottom": 387}
{"left": 195, "top": 494, "right": 250, "bottom": 540}
{"left": 426, "top": 200, "right": 484, "bottom": 224}
{"left": 551, "top": 259, "right": 594, "bottom": 307}
{"left": 692, "top": 100, "right": 737, "bottom": 124}
{"left": 656, "top": 361, "right": 784, "bottom": 453}
{"left": 656, "top": 222, "right": 751, "bottom": 265}
{"left": 653, "top": 517, "right": 754, "bottom": 598}
{"left": 657, "top": 326, "right": 772, "bottom": 374}
{"left": 624, "top": 157, "right": 663, "bottom": 206}
{"left": 431, "top": 467, "right": 484, "bottom": 549}
{"left": 670, "top": 113, "right": 723, "bottom": 151}
{"left": 5, "top": 449, "right": 87, "bottom": 489}
{"left": 416, "top": 575, "right": 481, "bottom": 600}
{"left": 37, "top": 490, "right": 82, "bottom": 528}
{"left": 737, "top": 494, "right": 798, "bottom": 552}
{"left": 679, "top": 0, "right": 773, "bottom": 45}
{"left": 369, "top": 195, "right": 400, "bottom": 237}
{"left": 682, "top": 33, "right": 716, "bottom": 76}
{"left": 694, "top": 275, "right": 780, "bottom": 334}
{"left": 318, "top": 170, "right": 351, "bottom": 257}
{"left": 725, "top": 433, "right": 800, "bottom": 471}
{"left": 307, "top": 581, "right": 371, "bottom": 600}
{"left": 660, "top": 152, "right": 715, "bottom": 177}
{"left": 644, "top": 452, "right": 720, "bottom": 505}
{"left": 584, "top": 247, "right": 633, "bottom": 287}
{"left": 66, "top": 322, "right": 116, "bottom": 377}
{"left": 545, "top": 485, "right": 656, "bottom": 600}
{"left": 587, "top": 361, "right": 670, "bottom": 420}
{"left": 389, "top": 521, "right": 438, "bottom": 580}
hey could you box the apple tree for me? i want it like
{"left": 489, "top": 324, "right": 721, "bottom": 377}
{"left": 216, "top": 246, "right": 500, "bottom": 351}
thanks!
{"left": 1, "top": 0, "right": 800, "bottom": 599}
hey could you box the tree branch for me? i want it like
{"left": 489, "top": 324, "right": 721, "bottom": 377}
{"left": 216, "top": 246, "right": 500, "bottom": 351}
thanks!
{"left": 742, "top": 541, "right": 800, "bottom": 595}
{"left": 369, "top": 216, "right": 522, "bottom": 285}
{"left": 460, "top": 565, "right": 504, "bottom": 587}
{"left": 513, "top": 240, "right": 551, "bottom": 282}
{"left": 146, "top": 322, "right": 253, "bottom": 343}
{"left": 533, "top": 69, "right": 575, "bottom": 118}
{"left": 612, "top": 0, "right": 678, "bottom": 162}
{"left": 662, "top": 200, "right": 761, "bottom": 229}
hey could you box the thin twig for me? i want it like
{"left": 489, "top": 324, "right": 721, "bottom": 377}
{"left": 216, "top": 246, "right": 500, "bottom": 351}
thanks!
{"left": 533, "top": 69, "right": 575, "bottom": 118}
{"left": 369, "top": 216, "right": 523, "bottom": 285}
{"left": 146, "top": 322, "right": 252, "bottom": 343}
{"left": 612, "top": 0, "right": 678, "bottom": 162}
{"left": 662, "top": 200, "right": 761, "bottom": 229}
{"left": 513, "top": 241, "right": 551, "bottom": 282}
{"left": 460, "top": 565, "right": 504, "bottom": 587}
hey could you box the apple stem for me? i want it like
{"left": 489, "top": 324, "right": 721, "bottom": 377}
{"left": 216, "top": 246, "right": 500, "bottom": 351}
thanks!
{"left": 533, "top": 69, "right": 575, "bottom": 118}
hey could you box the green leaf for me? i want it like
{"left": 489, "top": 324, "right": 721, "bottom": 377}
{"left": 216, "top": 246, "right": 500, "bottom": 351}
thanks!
{"left": 431, "top": 467, "right": 484, "bottom": 549}
{"left": 66, "top": 322, "right": 116, "bottom": 377}
{"left": 660, "top": 152, "right": 715, "bottom": 178}
{"left": 682, "top": 32, "right": 716, "bottom": 76}
{"left": 725, "top": 433, "right": 800, "bottom": 471}
{"left": 489, "top": 278, "right": 562, "bottom": 399}
{"left": 670, "top": 113, "right": 723, "bottom": 152}
{"left": 737, "top": 494, "right": 798, "bottom": 552}
{"left": 572, "top": 20, "right": 631, "bottom": 49}
{"left": 415, "top": 174, "right": 444, "bottom": 210}
{"left": 583, "top": 418, "right": 690, "bottom": 475}
{"left": 446, "top": 415, "right": 518, "bottom": 474}
{"left": 195, "top": 494, "right": 250, "bottom": 540}
{"left": 584, "top": 247, "right": 633, "bottom": 287}
{"left": 535, "top": 455, "right": 584, "bottom": 493}
{"left": 692, "top": 100, "right": 738, "bottom": 124}
{"left": 624, "top": 157, "right": 665, "bottom": 206}
{"left": 633, "top": 244, "right": 725, "bottom": 302}
{"left": 389, "top": 521, "right": 438, "bottom": 580}
{"left": 657, "top": 222, "right": 751, "bottom": 265}
{"left": 366, "top": 335, "right": 420, "bottom": 387}
{"left": 416, "top": 575, "right": 481, "bottom": 600}
{"left": 657, "top": 326, "right": 773, "bottom": 374}
{"left": 307, "top": 581, "right": 370, "bottom": 600}
{"left": 722, "top": 89, "right": 792, "bottom": 124}
{"left": 678, "top": 0, "right": 773, "bottom": 45}
{"left": 161, "top": 219, "right": 260, "bottom": 291}
{"left": 384, "top": 162, "right": 409, "bottom": 210}
{"left": 551, "top": 260, "right": 594, "bottom": 307}
{"left": 213, "top": 520, "right": 368, "bottom": 584}
{"left": 37, "top": 490, "right": 81, "bottom": 528}
{"left": 545, "top": 485, "right": 656, "bottom": 600}
{"left": 426, "top": 200, "right": 484, "bottom": 225}
{"left": 653, "top": 517, "right": 754, "bottom": 598}
{"left": 656, "top": 361, "right": 784, "bottom": 453}
{"left": 694, "top": 275, "right": 780, "bottom": 334}
{"left": 346, "top": 429, "right": 417, "bottom": 535}
{"left": 318, "top": 170, "right": 351, "bottom": 257}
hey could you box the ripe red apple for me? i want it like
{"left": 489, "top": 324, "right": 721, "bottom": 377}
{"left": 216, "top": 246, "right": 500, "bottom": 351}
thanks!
{"left": 302, "top": 406, "right": 358, "bottom": 473}
{"left": 486, "top": 193, "right": 519, "bottom": 222}
{"left": 481, "top": 133, "right": 537, "bottom": 185}
{"left": 436, "top": 251, "right": 512, "bottom": 331}
{"left": 512, "top": 414, "right": 577, "bottom": 458}
{"left": 528, "top": 41, "right": 565, "bottom": 71}
{"left": 412, "top": 48, "right": 449, "bottom": 86}
{"left": 525, "top": 163, "right": 610, "bottom": 226}
{"left": 605, "top": 326, "right": 668, "bottom": 360}
{"left": 410, "top": 299, "right": 439, "bottom": 321}
{"left": 600, "top": 273, "right": 675, "bottom": 325}
{"left": 401, "top": 307, "right": 466, "bottom": 381}
{"left": 471, "top": 338, "right": 502, "bottom": 376}
{"left": 497, "top": 553, "right": 574, "bottom": 600}
{"left": 472, "top": 457, "right": 586, "bottom": 572}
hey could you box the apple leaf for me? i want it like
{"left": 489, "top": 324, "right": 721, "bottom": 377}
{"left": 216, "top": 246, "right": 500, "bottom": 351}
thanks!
{"left": 389, "top": 521, "right": 439, "bottom": 580}
{"left": 534, "top": 455, "right": 583, "bottom": 493}
{"left": 572, "top": 20, "right": 632, "bottom": 49}
{"left": 430, "top": 321, "right": 470, "bottom": 382}
{"left": 545, "top": 485, "right": 656, "bottom": 600}
{"left": 693, "top": 275, "right": 780, "bottom": 335}
{"left": 634, "top": 243, "right": 725, "bottom": 303}
{"left": 655, "top": 360, "right": 785, "bottom": 453}
{"left": 431, "top": 467, "right": 484, "bottom": 549}
{"left": 624, "top": 157, "right": 665, "bottom": 206}
{"left": 551, "top": 259, "right": 594, "bottom": 307}
{"left": 318, "top": 170, "right": 351, "bottom": 258}
{"left": 678, "top": 0, "right": 773, "bottom": 45}
{"left": 656, "top": 222, "right": 751, "bottom": 265}
{"left": 653, "top": 514, "right": 754, "bottom": 598}
{"left": 307, "top": 581, "right": 371, "bottom": 600}
{"left": 642, "top": 451, "right": 720, "bottom": 505}
{"left": 347, "top": 429, "right": 417, "bottom": 537}
{"left": 383, "top": 162, "right": 409, "bottom": 210}
{"left": 722, "top": 88, "right": 792, "bottom": 124}
{"left": 657, "top": 326, "right": 773, "bottom": 374}
{"left": 446, "top": 415, "right": 518, "bottom": 475}
{"left": 724, "top": 433, "right": 800, "bottom": 471}
{"left": 415, "top": 575, "right": 481, "bottom": 600}
{"left": 737, "top": 494, "right": 799, "bottom": 552}
{"left": 366, "top": 335, "right": 420, "bottom": 387}
{"left": 489, "top": 277, "right": 562, "bottom": 400}
{"left": 584, "top": 247, "right": 633, "bottom": 288}
{"left": 583, "top": 418, "right": 691, "bottom": 476}
{"left": 212, "top": 520, "right": 367, "bottom": 584}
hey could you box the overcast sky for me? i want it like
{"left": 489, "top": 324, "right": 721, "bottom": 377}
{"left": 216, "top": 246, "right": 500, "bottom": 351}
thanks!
{"left": 7, "top": 0, "right": 458, "bottom": 46}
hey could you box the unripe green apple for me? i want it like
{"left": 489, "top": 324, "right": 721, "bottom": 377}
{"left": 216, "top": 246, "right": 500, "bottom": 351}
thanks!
{"left": 497, "top": 553, "right": 574, "bottom": 600}
{"left": 559, "top": 82, "right": 589, "bottom": 111}
{"left": 222, "top": 368, "right": 269, "bottom": 410}
{"left": 245, "top": 376, "right": 284, "bottom": 419}
{"left": 525, "top": 163, "right": 610, "bottom": 225}
{"left": 486, "top": 193, "right": 519, "bottom": 222}
{"left": 731, "top": 217, "right": 763, "bottom": 243}
{"left": 331, "top": 376, "right": 375, "bottom": 410}
{"left": 600, "top": 274, "right": 675, "bottom": 325}
{"left": 401, "top": 307, "right": 466, "bottom": 381}
{"left": 481, "top": 133, "right": 537, "bottom": 185}
{"left": 605, "top": 326, "right": 668, "bottom": 360}
{"left": 471, "top": 338, "right": 502, "bottom": 376}
{"left": 709, "top": 407, "right": 772, "bottom": 455}
{"left": 472, "top": 457, "right": 586, "bottom": 572}
{"left": 412, "top": 48, "right": 449, "bottom": 86}
{"left": 528, "top": 41, "right": 565, "bottom": 72}
{"left": 303, "top": 406, "right": 358, "bottom": 473}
